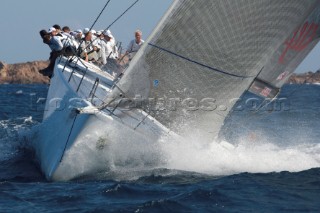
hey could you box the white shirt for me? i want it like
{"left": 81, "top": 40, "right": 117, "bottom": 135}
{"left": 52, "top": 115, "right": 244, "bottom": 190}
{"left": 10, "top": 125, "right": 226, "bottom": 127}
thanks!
{"left": 49, "top": 36, "right": 64, "bottom": 51}
{"left": 60, "top": 32, "right": 79, "bottom": 49}
{"left": 104, "top": 40, "right": 115, "bottom": 59}
{"left": 126, "top": 39, "right": 144, "bottom": 53}
{"left": 97, "top": 39, "right": 109, "bottom": 65}
{"left": 109, "top": 38, "right": 119, "bottom": 59}
{"left": 92, "top": 37, "right": 101, "bottom": 50}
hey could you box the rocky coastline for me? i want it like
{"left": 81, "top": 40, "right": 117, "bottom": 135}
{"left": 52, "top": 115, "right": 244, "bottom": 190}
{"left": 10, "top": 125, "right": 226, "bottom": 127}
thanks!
{"left": 288, "top": 71, "right": 320, "bottom": 84}
{"left": 0, "top": 60, "right": 319, "bottom": 85}
{"left": 0, "top": 61, "right": 49, "bottom": 84}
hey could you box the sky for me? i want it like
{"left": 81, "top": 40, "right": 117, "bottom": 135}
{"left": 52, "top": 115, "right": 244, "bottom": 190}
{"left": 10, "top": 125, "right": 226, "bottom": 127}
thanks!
{"left": 0, "top": 0, "right": 172, "bottom": 63}
{"left": 0, "top": 0, "right": 319, "bottom": 74}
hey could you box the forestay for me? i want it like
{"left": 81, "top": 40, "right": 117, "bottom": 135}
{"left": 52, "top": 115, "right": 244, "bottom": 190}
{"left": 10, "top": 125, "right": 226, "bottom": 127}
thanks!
{"left": 108, "top": 0, "right": 320, "bottom": 141}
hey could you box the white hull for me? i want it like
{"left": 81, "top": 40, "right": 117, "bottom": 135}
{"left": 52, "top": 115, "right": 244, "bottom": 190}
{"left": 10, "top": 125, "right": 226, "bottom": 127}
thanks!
{"left": 33, "top": 57, "right": 172, "bottom": 181}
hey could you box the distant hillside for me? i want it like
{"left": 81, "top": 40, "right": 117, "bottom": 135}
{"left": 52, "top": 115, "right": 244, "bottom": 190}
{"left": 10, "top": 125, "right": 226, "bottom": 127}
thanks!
{"left": 0, "top": 61, "right": 49, "bottom": 84}
{"left": 288, "top": 71, "right": 320, "bottom": 84}
{"left": 0, "top": 60, "right": 320, "bottom": 85}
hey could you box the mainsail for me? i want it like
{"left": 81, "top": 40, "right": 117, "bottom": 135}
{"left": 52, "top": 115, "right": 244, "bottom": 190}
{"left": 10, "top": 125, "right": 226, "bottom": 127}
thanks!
{"left": 108, "top": 0, "right": 320, "bottom": 141}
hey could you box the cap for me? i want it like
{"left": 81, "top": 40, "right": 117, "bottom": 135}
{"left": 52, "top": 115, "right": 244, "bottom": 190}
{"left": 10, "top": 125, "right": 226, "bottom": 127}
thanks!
{"left": 48, "top": 27, "right": 56, "bottom": 33}
{"left": 75, "top": 29, "right": 83, "bottom": 34}
{"left": 107, "top": 29, "right": 113, "bottom": 37}
{"left": 103, "top": 30, "right": 112, "bottom": 38}
{"left": 96, "top": 30, "right": 102, "bottom": 36}
{"left": 83, "top": 28, "right": 90, "bottom": 34}
{"left": 70, "top": 31, "right": 77, "bottom": 37}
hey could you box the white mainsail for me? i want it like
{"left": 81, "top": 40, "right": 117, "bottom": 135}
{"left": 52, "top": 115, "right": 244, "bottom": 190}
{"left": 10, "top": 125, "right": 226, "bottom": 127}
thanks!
{"left": 106, "top": 0, "right": 320, "bottom": 141}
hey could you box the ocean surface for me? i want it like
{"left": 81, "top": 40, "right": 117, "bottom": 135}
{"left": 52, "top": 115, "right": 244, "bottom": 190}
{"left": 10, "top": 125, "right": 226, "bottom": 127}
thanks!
{"left": 0, "top": 84, "right": 320, "bottom": 212}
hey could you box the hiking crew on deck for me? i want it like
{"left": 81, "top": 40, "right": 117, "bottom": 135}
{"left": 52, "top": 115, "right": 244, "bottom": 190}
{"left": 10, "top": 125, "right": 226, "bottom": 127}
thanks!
{"left": 39, "top": 24, "right": 144, "bottom": 77}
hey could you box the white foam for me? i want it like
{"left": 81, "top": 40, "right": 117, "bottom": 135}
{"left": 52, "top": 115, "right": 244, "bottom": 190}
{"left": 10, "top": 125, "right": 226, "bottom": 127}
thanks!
{"left": 23, "top": 116, "right": 33, "bottom": 124}
{"left": 46, "top": 125, "right": 320, "bottom": 179}
{"left": 21, "top": 113, "right": 320, "bottom": 180}
{"left": 160, "top": 136, "right": 320, "bottom": 176}
{"left": 0, "top": 120, "right": 21, "bottom": 161}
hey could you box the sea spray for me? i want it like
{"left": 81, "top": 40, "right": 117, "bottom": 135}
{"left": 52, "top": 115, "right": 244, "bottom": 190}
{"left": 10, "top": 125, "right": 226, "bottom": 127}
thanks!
{"left": 160, "top": 135, "right": 320, "bottom": 176}
{"left": 0, "top": 118, "right": 36, "bottom": 161}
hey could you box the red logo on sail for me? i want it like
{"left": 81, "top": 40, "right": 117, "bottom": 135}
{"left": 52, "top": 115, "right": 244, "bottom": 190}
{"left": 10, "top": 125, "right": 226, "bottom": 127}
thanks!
{"left": 279, "top": 22, "right": 318, "bottom": 64}
{"left": 260, "top": 87, "right": 272, "bottom": 97}
{"left": 276, "top": 71, "right": 290, "bottom": 81}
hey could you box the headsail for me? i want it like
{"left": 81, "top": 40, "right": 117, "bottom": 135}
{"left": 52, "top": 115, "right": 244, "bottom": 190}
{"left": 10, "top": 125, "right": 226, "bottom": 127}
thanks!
{"left": 249, "top": 6, "right": 320, "bottom": 98}
{"left": 108, "top": 0, "right": 320, "bottom": 141}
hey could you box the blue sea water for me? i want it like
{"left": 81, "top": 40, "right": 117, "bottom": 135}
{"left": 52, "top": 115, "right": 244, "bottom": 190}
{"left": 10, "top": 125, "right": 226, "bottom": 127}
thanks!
{"left": 0, "top": 84, "right": 320, "bottom": 212}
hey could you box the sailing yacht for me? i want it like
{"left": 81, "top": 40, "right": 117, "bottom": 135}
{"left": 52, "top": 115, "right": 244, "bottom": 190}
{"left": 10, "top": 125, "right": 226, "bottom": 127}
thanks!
{"left": 32, "top": 0, "right": 320, "bottom": 181}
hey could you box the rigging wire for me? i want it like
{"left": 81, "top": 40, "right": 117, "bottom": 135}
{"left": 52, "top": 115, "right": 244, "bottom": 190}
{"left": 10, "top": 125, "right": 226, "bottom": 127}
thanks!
{"left": 89, "top": 0, "right": 112, "bottom": 32}
{"left": 79, "top": 0, "right": 140, "bottom": 58}
{"left": 104, "top": 0, "right": 140, "bottom": 31}
{"left": 65, "top": 0, "right": 141, "bottom": 112}
{"left": 60, "top": 114, "right": 78, "bottom": 163}
{"left": 77, "top": 0, "right": 112, "bottom": 54}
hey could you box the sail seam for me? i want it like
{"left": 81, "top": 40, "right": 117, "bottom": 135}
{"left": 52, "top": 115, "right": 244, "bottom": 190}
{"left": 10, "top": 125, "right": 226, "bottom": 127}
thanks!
{"left": 148, "top": 43, "right": 254, "bottom": 79}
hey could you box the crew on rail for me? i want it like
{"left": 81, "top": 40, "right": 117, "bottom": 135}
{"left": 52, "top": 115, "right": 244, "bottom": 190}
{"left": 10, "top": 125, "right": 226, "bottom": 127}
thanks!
{"left": 39, "top": 24, "right": 144, "bottom": 76}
